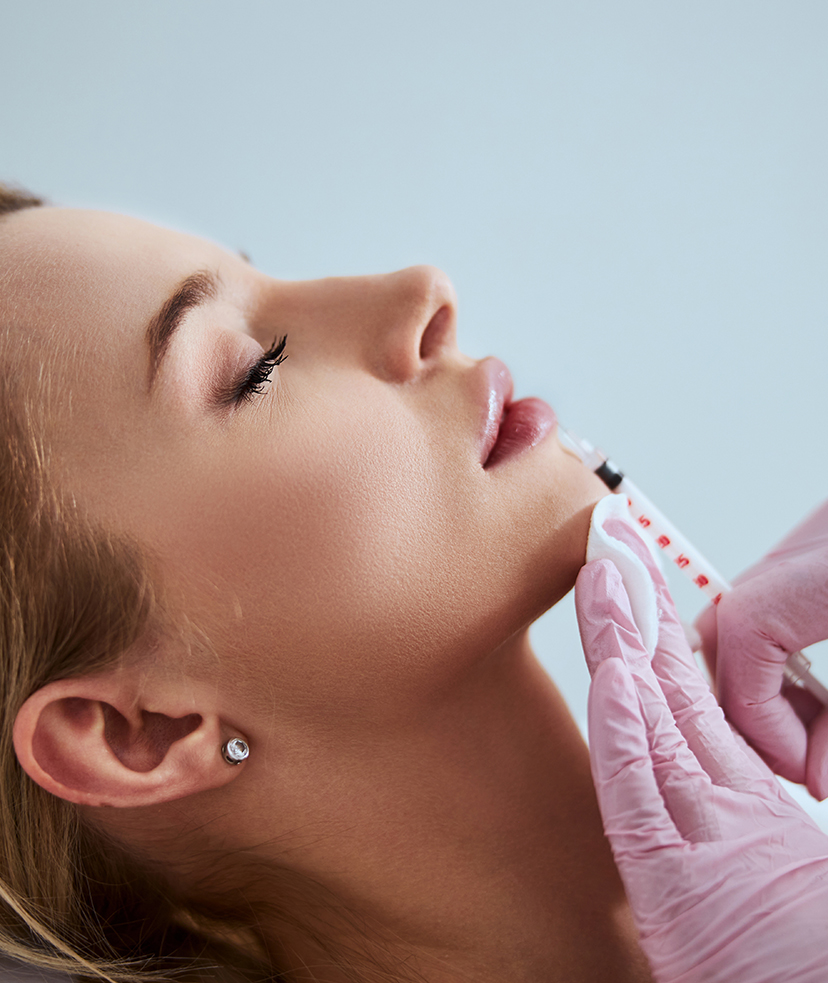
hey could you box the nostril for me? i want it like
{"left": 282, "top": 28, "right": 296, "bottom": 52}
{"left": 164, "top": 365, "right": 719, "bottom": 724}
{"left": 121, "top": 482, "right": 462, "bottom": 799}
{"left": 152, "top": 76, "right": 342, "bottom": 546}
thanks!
{"left": 419, "top": 305, "right": 453, "bottom": 361}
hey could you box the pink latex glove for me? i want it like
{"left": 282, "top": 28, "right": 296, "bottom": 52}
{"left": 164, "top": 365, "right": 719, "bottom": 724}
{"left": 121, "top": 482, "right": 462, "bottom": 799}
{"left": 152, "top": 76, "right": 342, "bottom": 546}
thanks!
{"left": 576, "top": 515, "right": 828, "bottom": 983}
{"left": 695, "top": 500, "right": 828, "bottom": 799}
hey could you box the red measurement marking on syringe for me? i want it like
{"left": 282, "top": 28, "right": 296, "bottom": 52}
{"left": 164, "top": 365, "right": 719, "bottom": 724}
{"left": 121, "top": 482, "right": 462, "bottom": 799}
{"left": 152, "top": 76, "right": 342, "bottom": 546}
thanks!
{"left": 695, "top": 575, "right": 709, "bottom": 588}
{"left": 675, "top": 555, "right": 690, "bottom": 569}
{"left": 637, "top": 515, "right": 651, "bottom": 528}
{"left": 657, "top": 535, "right": 670, "bottom": 549}
{"left": 712, "top": 593, "right": 723, "bottom": 605}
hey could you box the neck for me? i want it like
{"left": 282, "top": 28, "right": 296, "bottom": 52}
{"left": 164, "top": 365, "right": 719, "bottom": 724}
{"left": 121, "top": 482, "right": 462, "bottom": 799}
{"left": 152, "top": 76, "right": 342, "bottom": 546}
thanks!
{"left": 240, "top": 631, "right": 651, "bottom": 982}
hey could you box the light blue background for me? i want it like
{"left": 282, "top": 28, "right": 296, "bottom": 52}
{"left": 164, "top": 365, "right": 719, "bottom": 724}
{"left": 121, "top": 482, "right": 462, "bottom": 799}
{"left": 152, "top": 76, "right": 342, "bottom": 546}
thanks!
{"left": 2, "top": 0, "right": 827, "bottom": 879}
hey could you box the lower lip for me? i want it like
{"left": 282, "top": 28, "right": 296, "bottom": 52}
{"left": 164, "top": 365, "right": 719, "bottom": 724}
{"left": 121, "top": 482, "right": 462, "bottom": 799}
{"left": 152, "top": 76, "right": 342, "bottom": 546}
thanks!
{"left": 484, "top": 397, "right": 558, "bottom": 469}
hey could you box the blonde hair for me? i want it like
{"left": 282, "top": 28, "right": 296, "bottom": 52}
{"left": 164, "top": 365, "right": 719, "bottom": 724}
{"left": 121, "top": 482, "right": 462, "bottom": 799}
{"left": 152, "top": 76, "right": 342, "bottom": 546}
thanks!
{"left": 0, "top": 185, "right": 232, "bottom": 980}
{"left": 0, "top": 186, "right": 427, "bottom": 983}
{"left": 0, "top": 184, "right": 290, "bottom": 981}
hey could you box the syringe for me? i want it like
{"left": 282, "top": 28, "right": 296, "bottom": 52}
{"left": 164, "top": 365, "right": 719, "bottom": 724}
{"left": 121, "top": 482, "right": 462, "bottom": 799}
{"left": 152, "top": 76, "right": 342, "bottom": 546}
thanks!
{"left": 561, "top": 428, "right": 828, "bottom": 706}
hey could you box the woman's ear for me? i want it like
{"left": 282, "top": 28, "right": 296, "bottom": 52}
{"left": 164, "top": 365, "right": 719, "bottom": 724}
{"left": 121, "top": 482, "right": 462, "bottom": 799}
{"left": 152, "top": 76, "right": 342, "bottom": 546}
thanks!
{"left": 12, "top": 668, "right": 249, "bottom": 808}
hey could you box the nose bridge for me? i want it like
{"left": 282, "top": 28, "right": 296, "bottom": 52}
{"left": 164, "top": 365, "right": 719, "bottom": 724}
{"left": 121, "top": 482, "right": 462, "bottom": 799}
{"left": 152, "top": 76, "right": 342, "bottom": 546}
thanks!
{"left": 260, "top": 264, "right": 458, "bottom": 383}
{"left": 385, "top": 264, "right": 457, "bottom": 324}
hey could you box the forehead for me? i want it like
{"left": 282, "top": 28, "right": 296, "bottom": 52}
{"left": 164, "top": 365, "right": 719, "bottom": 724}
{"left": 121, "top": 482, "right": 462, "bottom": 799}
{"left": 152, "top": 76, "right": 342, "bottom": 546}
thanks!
{"left": 0, "top": 208, "right": 226, "bottom": 351}
{"left": 0, "top": 209, "right": 243, "bottom": 484}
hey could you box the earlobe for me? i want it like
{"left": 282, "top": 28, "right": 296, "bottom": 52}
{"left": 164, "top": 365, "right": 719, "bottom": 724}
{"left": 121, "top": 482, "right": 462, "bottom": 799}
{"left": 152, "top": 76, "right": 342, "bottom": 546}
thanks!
{"left": 13, "top": 676, "right": 249, "bottom": 808}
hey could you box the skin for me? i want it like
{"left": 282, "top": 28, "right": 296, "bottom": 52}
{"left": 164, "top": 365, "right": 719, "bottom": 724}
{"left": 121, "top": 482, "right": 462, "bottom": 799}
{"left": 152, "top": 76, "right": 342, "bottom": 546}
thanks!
{"left": 2, "top": 208, "right": 652, "bottom": 981}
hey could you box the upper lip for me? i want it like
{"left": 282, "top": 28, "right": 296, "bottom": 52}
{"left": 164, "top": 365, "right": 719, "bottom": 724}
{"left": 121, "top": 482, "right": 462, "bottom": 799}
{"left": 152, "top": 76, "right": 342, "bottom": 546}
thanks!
{"left": 478, "top": 357, "right": 513, "bottom": 466}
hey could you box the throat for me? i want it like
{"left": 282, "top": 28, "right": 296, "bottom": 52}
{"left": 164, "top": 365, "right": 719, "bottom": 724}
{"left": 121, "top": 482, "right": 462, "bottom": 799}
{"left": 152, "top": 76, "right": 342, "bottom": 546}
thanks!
{"left": 254, "top": 634, "right": 652, "bottom": 982}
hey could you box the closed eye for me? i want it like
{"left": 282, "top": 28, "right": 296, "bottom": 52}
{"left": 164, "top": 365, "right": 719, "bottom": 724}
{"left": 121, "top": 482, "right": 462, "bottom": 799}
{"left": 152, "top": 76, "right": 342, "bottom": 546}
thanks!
{"left": 216, "top": 335, "right": 288, "bottom": 406}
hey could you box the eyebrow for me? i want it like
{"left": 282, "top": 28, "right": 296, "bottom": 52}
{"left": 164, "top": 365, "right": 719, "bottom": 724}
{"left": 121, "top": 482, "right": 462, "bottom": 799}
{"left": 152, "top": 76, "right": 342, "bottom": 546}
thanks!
{"left": 146, "top": 270, "right": 220, "bottom": 392}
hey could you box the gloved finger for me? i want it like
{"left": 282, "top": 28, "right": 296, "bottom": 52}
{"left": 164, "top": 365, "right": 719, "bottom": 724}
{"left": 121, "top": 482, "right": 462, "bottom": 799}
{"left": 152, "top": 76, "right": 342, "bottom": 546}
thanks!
{"left": 579, "top": 560, "right": 723, "bottom": 841}
{"left": 588, "top": 655, "right": 684, "bottom": 856}
{"left": 575, "top": 558, "right": 649, "bottom": 677}
{"left": 696, "top": 504, "right": 828, "bottom": 754}
{"left": 718, "top": 558, "right": 828, "bottom": 670}
{"left": 698, "top": 617, "right": 825, "bottom": 731}
{"left": 715, "top": 575, "right": 813, "bottom": 785}
{"left": 598, "top": 515, "right": 767, "bottom": 792}
{"left": 715, "top": 558, "right": 828, "bottom": 786}
{"left": 806, "top": 707, "right": 828, "bottom": 800}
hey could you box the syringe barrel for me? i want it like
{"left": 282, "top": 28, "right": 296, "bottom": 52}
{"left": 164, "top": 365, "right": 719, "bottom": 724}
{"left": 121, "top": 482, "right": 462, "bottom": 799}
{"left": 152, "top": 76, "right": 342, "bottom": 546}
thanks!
{"left": 617, "top": 476, "right": 731, "bottom": 604}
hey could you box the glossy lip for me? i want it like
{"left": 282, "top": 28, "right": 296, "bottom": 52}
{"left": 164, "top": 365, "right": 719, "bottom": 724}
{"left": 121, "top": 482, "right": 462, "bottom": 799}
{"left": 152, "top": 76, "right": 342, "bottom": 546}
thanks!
{"left": 477, "top": 357, "right": 514, "bottom": 466}
{"left": 477, "top": 357, "right": 558, "bottom": 469}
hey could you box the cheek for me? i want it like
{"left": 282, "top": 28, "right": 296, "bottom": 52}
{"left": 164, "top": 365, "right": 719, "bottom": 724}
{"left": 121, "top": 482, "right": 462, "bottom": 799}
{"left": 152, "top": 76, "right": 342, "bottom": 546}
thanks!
{"left": 159, "top": 402, "right": 470, "bottom": 700}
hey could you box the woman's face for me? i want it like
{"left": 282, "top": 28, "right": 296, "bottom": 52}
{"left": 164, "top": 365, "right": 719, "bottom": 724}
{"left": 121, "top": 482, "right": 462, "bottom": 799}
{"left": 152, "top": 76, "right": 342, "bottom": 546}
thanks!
{"left": 1, "top": 208, "right": 606, "bottom": 725}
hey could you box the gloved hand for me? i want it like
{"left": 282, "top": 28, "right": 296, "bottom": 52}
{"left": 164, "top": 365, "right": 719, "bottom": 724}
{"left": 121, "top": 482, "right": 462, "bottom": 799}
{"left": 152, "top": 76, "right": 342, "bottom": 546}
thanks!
{"left": 695, "top": 499, "right": 828, "bottom": 799}
{"left": 576, "top": 513, "right": 828, "bottom": 983}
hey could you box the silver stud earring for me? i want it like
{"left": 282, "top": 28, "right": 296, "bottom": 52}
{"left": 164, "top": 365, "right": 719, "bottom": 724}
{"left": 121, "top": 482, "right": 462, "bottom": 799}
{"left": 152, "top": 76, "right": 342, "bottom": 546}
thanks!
{"left": 221, "top": 738, "right": 250, "bottom": 765}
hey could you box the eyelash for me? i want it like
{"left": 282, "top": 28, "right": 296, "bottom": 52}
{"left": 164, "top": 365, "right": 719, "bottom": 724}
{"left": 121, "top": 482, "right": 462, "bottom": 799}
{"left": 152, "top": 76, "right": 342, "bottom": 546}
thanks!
{"left": 230, "top": 335, "right": 288, "bottom": 405}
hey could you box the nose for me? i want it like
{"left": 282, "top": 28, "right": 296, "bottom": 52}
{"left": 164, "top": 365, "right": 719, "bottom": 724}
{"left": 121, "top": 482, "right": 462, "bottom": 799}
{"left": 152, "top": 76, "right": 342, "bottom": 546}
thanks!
{"left": 361, "top": 265, "right": 459, "bottom": 383}
{"left": 269, "top": 265, "right": 459, "bottom": 384}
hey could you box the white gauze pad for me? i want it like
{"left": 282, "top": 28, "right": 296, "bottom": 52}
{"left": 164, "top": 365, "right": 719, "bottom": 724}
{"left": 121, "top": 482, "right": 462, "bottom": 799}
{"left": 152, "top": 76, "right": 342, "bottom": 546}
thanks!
{"left": 586, "top": 494, "right": 659, "bottom": 658}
